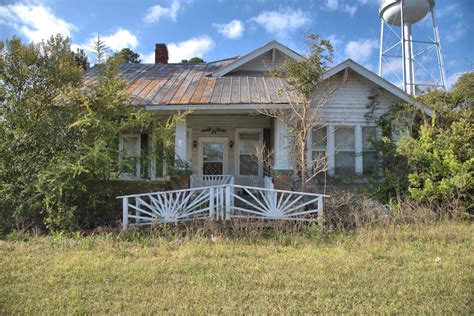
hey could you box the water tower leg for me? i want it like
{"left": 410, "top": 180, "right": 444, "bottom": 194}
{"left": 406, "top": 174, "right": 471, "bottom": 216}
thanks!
{"left": 430, "top": 6, "right": 447, "bottom": 90}
{"left": 403, "top": 24, "right": 414, "bottom": 95}
{"left": 378, "top": 19, "right": 384, "bottom": 77}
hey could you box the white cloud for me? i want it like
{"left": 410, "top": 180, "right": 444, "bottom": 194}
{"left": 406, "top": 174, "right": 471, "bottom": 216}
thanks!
{"left": 77, "top": 28, "right": 138, "bottom": 61}
{"left": 249, "top": 8, "right": 310, "bottom": 38}
{"left": 322, "top": 0, "right": 357, "bottom": 17}
{"left": 0, "top": 3, "right": 75, "bottom": 42}
{"left": 344, "top": 38, "right": 378, "bottom": 63}
{"left": 143, "top": 36, "right": 215, "bottom": 63}
{"left": 446, "top": 71, "right": 465, "bottom": 90}
{"left": 213, "top": 20, "right": 244, "bottom": 39}
{"left": 101, "top": 28, "right": 138, "bottom": 51}
{"left": 445, "top": 22, "right": 466, "bottom": 43}
{"left": 144, "top": 0, "right": 181, "bottom": 23}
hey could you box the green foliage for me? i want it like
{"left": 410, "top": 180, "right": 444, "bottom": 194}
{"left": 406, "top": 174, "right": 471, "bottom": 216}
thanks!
{"left": 0, "top": 35, "right": 186, "bottom": 232}
{"left": 181, "top": 57, "right": 204, "bottom": 63}
{"left": 371, "top": 72, "right": 473, "bottom": 210}
{"left": 92, "top": 33, "right": 108, "bottom": 64}
{"left": 73, "top": 48, "right": 90, "bottom": 70}
{"left": 271, "top": 34, "right": 333, "bottom": 98}
{"left": 114, "top": 48, "right": 141, "bottom": 64}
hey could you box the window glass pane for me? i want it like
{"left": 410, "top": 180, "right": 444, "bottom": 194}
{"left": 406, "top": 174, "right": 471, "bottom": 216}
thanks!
{"left": 363, "top": 127, "right": 377, "bottom": 150}
{"left": 239, "top": 133, "right": 259, "bottom": 154}
{"left": 240, "top": 154, "right": 258, "bottom": 176}
{"left": 335, "top": 152, "right": 355, "bottom": 175}
{"left": 122, "top": 135, "right": 140, "bottom": 175}
{"left": 312, "top": 126, "right": 327, "bottom": 150}
{"left": 335, "top": 127, "right": 354, "bottom": 150}
{"left": 203, "top": 143, "right": 224, "bottom": 161}
{"left": 363, "top": 152, "right": 377, "bottom": 175}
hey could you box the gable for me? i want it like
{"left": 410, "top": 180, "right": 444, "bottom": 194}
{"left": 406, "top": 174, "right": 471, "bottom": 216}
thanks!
{"left": 214, "top": 40, "right": 303, "bottom": 77}
{"left": 227, "top": 49, "right": 293, "bottom": 75}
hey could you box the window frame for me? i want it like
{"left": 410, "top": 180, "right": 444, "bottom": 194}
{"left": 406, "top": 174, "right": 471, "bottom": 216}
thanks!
{"left": 235, "top": 128, "right": 263, "bottom": 177}
{"left": 334, "top": 126, "right": 356, "bottom": 176}
{"left": 119, "top": 132, "right": 167, "bottom": 181}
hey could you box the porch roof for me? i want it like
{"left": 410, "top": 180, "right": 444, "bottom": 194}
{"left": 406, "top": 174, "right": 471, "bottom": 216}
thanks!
{"left": 83, "top": 62, "right": 294, "bottom": 106}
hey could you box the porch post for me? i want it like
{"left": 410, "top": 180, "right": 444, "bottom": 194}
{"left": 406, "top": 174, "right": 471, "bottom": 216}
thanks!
{"left": 174, "top": 119, "right": 187, "bottom": 164}
{"left": 273, "top": 119, "right": 291, "bottom": 189}
{"left": 273, "top": 119, "right": 289, "bottom": 171}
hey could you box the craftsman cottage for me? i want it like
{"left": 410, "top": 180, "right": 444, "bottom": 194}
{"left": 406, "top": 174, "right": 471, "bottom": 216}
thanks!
{"left": 85, "top": 40, "right": 416, "bottom": 190}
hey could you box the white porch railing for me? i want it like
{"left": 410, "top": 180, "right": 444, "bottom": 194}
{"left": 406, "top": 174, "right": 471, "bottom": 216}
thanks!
{"left": 118, "top": 184, "right": 329, "bottom": 229}
{"left": 190, "top": 175, "right": 234, "bottom": 188}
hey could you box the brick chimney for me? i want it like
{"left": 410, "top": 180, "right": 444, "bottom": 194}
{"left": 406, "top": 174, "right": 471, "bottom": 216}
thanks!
{"left": 155, "top": 43, "right": 169, "bottom": 64}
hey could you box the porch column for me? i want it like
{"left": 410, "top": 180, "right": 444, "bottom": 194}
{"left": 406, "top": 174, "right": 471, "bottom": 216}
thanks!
{"left": 175, "top": 119, "right": 187, "bottom": 163}
{"left": 273, "top": 119, "right": 289, "bottom": 171}
{"left": 355, "top": 125, "right": 363, "bottom": 175}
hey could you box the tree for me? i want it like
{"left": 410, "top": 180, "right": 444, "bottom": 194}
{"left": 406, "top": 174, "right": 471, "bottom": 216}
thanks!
{"left": 0, "top": 35, "right": 186, "bottom": 232}
{"left": 376, "top": 72, "right": 473, "bottom": 210}
{"left": 92, "top": 34, "right": 108, "bottom": 64}
{"left": 181, "top": 57, "right": 205, "bottom": 63}
{"left": 114, "top": 48, "right": 141, "bottom": 63}
{"left": 73, "top": 48, "right": 90, "bottom": 70}
{"left": 258, "top": 35, "right": 345, "bottom": 192}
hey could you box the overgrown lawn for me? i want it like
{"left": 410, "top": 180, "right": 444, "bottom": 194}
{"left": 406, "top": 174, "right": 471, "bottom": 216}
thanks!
{"left": 1, "top": 222, "right": 473, "bottom": 314}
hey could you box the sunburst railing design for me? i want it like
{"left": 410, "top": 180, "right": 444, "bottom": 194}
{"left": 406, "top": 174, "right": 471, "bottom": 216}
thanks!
{"left": 118, "top": 184, "right": 329, "bottom": 229}
{"left": 190, "top": 175, "right": 234, "bottom": 188}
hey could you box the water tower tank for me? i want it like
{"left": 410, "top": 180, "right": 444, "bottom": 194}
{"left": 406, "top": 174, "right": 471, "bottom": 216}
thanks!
{"left": 380, "top": 0, "right": 431, "bottom": 25}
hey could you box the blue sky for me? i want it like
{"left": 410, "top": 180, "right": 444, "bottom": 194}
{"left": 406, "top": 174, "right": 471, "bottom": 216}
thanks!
{"left": 1, "top": 0, "right": 472, "bottom": 88}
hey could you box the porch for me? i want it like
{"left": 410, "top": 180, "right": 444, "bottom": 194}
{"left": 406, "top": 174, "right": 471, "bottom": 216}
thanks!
{"left": 174, "top": 113, "right": 291, "bottom": 188}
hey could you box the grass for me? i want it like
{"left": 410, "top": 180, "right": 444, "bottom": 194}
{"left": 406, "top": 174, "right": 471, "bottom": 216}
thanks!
{"left": 1, "top": 222, "right": 473, "bottom": 314}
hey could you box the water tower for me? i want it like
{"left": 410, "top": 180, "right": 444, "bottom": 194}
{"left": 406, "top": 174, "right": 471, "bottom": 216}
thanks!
{"left": 378, "top": 0, "right": 447, "bottom": 95}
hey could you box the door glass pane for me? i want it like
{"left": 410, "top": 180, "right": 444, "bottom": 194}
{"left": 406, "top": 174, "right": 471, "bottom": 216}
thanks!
{"left": 202, "top": 142, "right": 224, "bottom": 175}
{"left": 203, "top": 162, "right": 223, "bottom": 175}
{"left": 203, "top": 143, "right": 223, "bottom": 161}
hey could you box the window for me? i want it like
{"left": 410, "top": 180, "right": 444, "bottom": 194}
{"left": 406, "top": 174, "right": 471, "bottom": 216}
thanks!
{"left": 311, "top": 126, "right": 327, "bottom": 168}
{"left": 120, "top": 133, "right": 165, "bottom": 180}
{"left": 239, "top": 132, "right": 260, "bottom": 176}
{"left": 363, "top": 127, "right": 377, "bottom": 175}
{"left": 121, "top": 134, "right": 141, "bottom": 177}
{"left": 335, "top": 127, "right": 355, "bottom": 175}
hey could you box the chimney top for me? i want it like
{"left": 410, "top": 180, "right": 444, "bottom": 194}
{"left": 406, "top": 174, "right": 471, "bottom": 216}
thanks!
{"left": 155, "top": 43, "right": 168, "bottom": 64}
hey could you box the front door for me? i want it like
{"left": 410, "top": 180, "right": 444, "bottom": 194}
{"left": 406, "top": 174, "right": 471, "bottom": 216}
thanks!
{"left": 198, "top": 137, "right": 228, "bottom": 175}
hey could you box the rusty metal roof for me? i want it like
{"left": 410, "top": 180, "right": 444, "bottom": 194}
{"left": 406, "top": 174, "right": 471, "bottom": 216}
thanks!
{"left": 83, "top": 62, "right": 293, "bottom": 106}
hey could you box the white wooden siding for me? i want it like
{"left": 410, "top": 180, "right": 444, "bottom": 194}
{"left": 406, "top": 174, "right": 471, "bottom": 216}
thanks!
{"left": 230, "top": 50, "right": 290, "bottom": 73}
{"left": 311, "top": 72, "right": 399, "bottom": 124}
